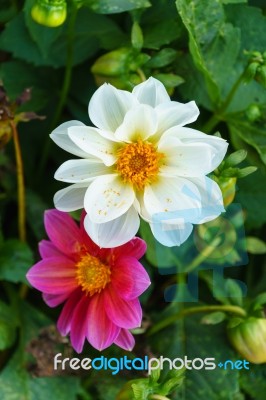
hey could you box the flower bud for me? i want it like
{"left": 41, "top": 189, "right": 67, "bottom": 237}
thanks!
{"left": 245, "top": 62, "right": 259, "bottom": 82}
{"left": 213, "top": 176, "right": 237, "bottom": 207}
{"left": 91, "top": 48, "right": 133, "bottom": 78}
{"left": 91, "top": 48, "right": 144, "bottom": 90}
{"left": 246, "top": 104, "right": 261, "bottom": 122}
{"left": 220, "top": 177, "right": 237, "bottom": 207}
{"left": 227, "top": 317, "right": 266, "bottom": 364}
{"left": 31, "top": 0, "right": 67, "bottom": 28}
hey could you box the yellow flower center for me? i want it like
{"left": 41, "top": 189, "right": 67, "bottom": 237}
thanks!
{"left": 76, "top": 253, "right": 111, "bottom": 296}
{"left": 116, "top": 140, "right": 164, "bottom": 190}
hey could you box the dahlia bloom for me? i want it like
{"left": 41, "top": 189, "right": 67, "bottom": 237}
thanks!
{"left": 26, "top": 209, "right": 150, "bottom": 353}
{"left": 51, "top": 77, "right": 228, "bottom": 248}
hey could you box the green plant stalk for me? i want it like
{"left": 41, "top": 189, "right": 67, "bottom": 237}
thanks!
{"left": 137, "top": 68, "right": 147, "bottom": 82}
{"left": 184, "top": 235, "right": 222, "bottom": 273}
{"left": 149, "top": 395, "right": 170, "bottom": 400}
{"left": 148, "top": 304, "right": 247, "bottom": 336}
{"left": 38, "top": 3, "right": 78, "bottom": 177}
{"left": 203, "top": 69, "right": 247, "bottom": 134}
{"left": 10, "top": 121, "right": 26, "bottom": 242}
{"left": 10, "top": 122, "right": 30, "bottom": 299}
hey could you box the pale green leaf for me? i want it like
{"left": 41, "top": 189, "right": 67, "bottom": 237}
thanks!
{"left": 246, "top": 237, "right": 266, "bottom": 254}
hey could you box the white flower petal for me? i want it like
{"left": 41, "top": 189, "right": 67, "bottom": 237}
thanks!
{"left": 161, "top": 127, "right": 228, "bottom": 171}
{"left": 85, "top": 174, "right": 135, "bottom": 223}
{"left": 68, "top": 126, "right": 117, "bottom": 166}
{"left": 189, "top": 176, "right": 225, "bottom": 223}
{"left": 88, "top": 83, "right": 138, "bottom": 131}
{"left": 84, "top": 207, "right": 140, "bottom": 248}
{"left": 115, "top": 104, "right": 158, "bottom": 142}
{"left": 155, "top": 100, "right": 199, "bottom": 136}
{"left": 54, "top": 159, "right": 109, "bottom": 183}
{"left": 158, "top": 137, "right": 216, "bottom": 177}
{"left": 54, "top": 183, "right": 89, "bottom": 211}
{"left": 149, "top": 219, "right": 193, "bottom": 247}
{"left": 143, "top": 176, "right": 201, "bottom": 219}
{"left": 132, "top": 77, "right": 170, "bottom": 107}
{"left": 50, "top": 121, "right": 90, "bottom": 158}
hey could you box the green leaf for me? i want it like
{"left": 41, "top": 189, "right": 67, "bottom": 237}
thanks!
{"left": 0, "top": 9, "right": 125, "bottom": 67}
{"left": 240, "top": 364, "right": 266, "bottom": 400}
{"left": 146, "top": 48, "right": 177, "bottom": 68}
{"left": 151, "top": 311, "right": 241, "bottom": 399}
{"left": 153, "top": 73, "right": 184, "bottom": 88}
{"left": 201, "top": 311, "right": 227, "bottom": 325}
{"left": 149, "top": 360, "right": 161, "bottom": 383}
{"left": 26, "top": 190, "right": 47, "bottom": 240}
{"left": 176, "top": 0, "right": 240, "bottom": 106}
{"left": 0, "top": 13, "right": 46, "bottom": 66}
{"left": 236, "top": 167, "right": 266, "bottom": 229}
{"left": 24, "top": 0, "right": 63, "bottom": 59}
{"left": 85, "top": 0, "right": 151, "bottom": 14}
{"left": 224, "top": 150, "right": 247, "bottom": 167}
{"left": 246, "top": 237, "right": 266, "bottom": 254}
{"left": 213, "top": 279, "right": 244, "bottom": 307}
{"left": 0, "top": 239, "right": 33, "bottom": 283}
{"left": 0, "top": 60, "right": 51, "bottom": 111}
{"left": 222, "top": 0, "right": 247, "bottom": 3}
{"left": 143, "top": 19, "right": 182, "bottom": 49}
{"left": 131, "top": 381, "right": 150, "bottom": 400}
{"left": 0, "top": 0, "right": 17, "bottom": 23}
{"left": 0, "top": 302, "right": 81, "bottom": 400}
{"left": 225, "top": 4, "right": 266, "bottom": 55}
{"left": 160, "top": 370, "right": 185, "bottom": 396}
{"left": 0, "top": 300, "right": 18, "bottom": 350}
{"left": 131, "top": 21, "right": 143, "bottom": 50}
{"left": 228, "top": 119, "right": 266, "bottom": 165}
{"left": 221, "top": 4, "right": 266, "bottom": 113}
{"left": 250, "top": 292, "right": 266, "bottom": 313}
{"left": 236, "top": 166, "right": 257, "bottom": 178}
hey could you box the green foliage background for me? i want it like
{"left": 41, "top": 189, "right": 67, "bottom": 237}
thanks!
{"left": 0, "top": 0, "right": 266, "bottom": 399}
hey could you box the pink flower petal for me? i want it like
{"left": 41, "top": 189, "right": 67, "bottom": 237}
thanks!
{"left": 111, "top": 237, "right": 147, "bottom": 261}
{"left": 112, "top": 256, "right": 151, "bottom": 300}
{"left": 57, "top": 289, "right": 82, "bottom": 336}
{"left": 42, "top": 291, "right": 72, "bottom": 307}
{"left": 86, "top": 293, "right": 120, "bottom": 351}
{"left": 104, "top": 285, "right": 142, "bottom": 329}
{"left": 44, "top": 209, "right": 83, "bottom": 256}
{"left": 70, "top": 294, "right": 91, "bottom": 353}
{"left": 114, "top": 329, "right": 135, "bottom": 351}
{"left": 26, "top": 256, "right": 77, "bottom": 294}
{"left": 39, "top": 240, "right": 63, "bottom": 259}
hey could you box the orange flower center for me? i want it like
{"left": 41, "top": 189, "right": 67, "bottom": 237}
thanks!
{"left": 116, "top": 140, "right": 164, "bottom": 190}
{"left": 76, "top": 253, "right": 111, "bottom": 296}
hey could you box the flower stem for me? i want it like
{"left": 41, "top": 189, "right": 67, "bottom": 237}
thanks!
{"left": 148, "top": 304, "right": 247, "bottom": 336}
{"left": 184, "top": 236, "right": 222, "bottom": 274}
{"left": 10, "top": 121, "right": 30, "bottom": 299}
{"left": 149, "top": 395, "right": 170, "bottom": 400}
{"left": 203, "top": 69, "right": 246, "bottom": 134}
{"left": 137, "top": 68, "right": 147, "bottom": 82}
{"left": 37, "top": 3, "right": 78, "bottom": 178}
{"left": 202, "top": 114, "right": 220, "bottom": 134}
{"left": 10, "top": 121, "right": 26, "bottom": 242}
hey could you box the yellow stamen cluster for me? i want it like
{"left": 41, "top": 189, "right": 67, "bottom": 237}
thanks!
{"left": 76, "top": 253, "right": 111, "bottom": 296}
{"left": 116, "top": 140, "right": 164, "bottom": 190}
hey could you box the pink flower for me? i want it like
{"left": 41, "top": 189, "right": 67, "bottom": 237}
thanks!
{"left": 26, "top": 209, "right": 150, "bottom": 353}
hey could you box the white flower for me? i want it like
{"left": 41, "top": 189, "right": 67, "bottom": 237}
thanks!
{"left": 51, "top": 77, "right": 228, "bottom": 248}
